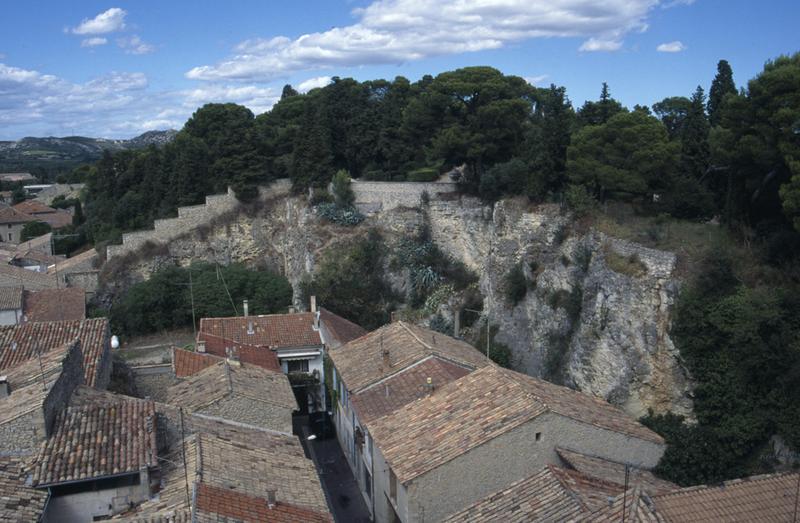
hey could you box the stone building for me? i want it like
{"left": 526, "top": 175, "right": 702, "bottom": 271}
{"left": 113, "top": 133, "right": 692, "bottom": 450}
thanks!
{"left": 0, "top": 206, "right": 36, "bottom": 244}
{"left": 0, "top": 317, "right": 112, "bottom": 389}
{"left": 165, "top": 356, "right": 298, "bottom": 434}
{"left": 0, "top": 286, "right": 23, "bottom": 325}
{"left": 31, "top": 393, "right": 159, "bottom": 522}
{"left": 13, "top": 200, "right": 73, "bottom": 230}
{"left": 0, "top": 456, "right": 50, "bottom": 522}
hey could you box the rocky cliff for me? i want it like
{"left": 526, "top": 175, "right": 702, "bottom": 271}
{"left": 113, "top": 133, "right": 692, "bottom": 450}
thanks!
{"left": 102, "top": 182, "right": 693, "bottom": 418}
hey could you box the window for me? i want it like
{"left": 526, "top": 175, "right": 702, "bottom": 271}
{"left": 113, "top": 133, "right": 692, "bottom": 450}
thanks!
{"left": 364, "top": 466, "right": 372, "bottom": 499}
{"left": 535, "top": 432, "right": 542, "bottom": 442}
{"left": 286, "top": 359, "right": 309, "bottom": 373}
{"left": 7, "top": 233, "right": 11, "bottom": 241}
{"left": 389, "top": 468, "right": 397, "bottom": 501}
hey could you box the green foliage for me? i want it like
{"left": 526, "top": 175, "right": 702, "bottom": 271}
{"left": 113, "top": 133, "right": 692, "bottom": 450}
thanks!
{"left": 603, "top": 246, "right": 648, "bottom": 277}
{"left": 302, "top": 230, "right": 395, "bottom": 330}
{"left": 11, "top": 187, "right": 25, "bottom": 204}
{"left": 110, "top": 263, "right": 292, "bottom": 336}
{"left": 504, "top": 263, "right": 528, "bottom": 305}
{"left": 331, "top": 169, "right": 355, "bottom": 207}
{"left": 707, "top": 60, "right": 736, "bottom": 127}
{"left": 680, "top": 86, "right": 710, "bottom": 180}
{"left": 407, "top": 167, "right": 440, "bottom": 182}
{"left": 20, "top": 221, "right": 52, "bottom": 242}
{"left": 429, "top": 314, "right": 453, "bottom": 336}
{"left": 576, "top": 82, "right": 625, "bottom": 127}
{"left": 476, "top": 324, "right": 512, "bottom": 368}
{"left": 564, "top": 184, "right": 597, "bottom": 216}
{"left": 652, "top": 96, "right": 692, "bottom": 139}
{"left": 316, "top": 203, "right": 365, "bottom": 226}
{"left": 479, "top": 159, "right": 528, "bottom": 202}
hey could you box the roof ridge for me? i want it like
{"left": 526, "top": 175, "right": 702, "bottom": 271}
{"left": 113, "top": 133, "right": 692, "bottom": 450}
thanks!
{"left": 397, "top": 321, "right": 433, "bottom": 352}
{"left": 546, "top": 464, "right": 594, "bottom": 512}
{"left": 653, "top": 470, "right": 800, "bottom": 499}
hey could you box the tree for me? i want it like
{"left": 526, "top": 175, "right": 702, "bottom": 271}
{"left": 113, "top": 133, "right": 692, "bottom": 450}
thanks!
{"left": 331, "top": 169, "right": 355, "bottom": 207}
{"left": 281, "top": 84, "right": 298, "bottom": 99}
{"left": 707, "top": 60, "right": 736, "bottom": 127}
{"left": 567, "top": 111, "right": 678, "bottom": 201}
{"left": 576, "top": 82, "right": 625, "bottom": 126}
{"left": 653, "top": 96, "right": 692, "bottom": 140}
{"left": 20, "top": 221, "right": 52, "bottom": 242}
{"left": 680, "top": 86, "right": 710, "bottom": 180}
{"left": 11, "top": 187, "right": 25, "bottom": 204}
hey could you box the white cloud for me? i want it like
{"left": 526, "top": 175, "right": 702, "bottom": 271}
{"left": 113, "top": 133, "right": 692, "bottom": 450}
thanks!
{"left": 71, "top": 8, "right": 127, "bottom": 35}
{"left": 579, "top": 37, "right": 623, "bottom": 52}
{"left": 187, "top": 0, "right": 682, "bottom": 81}
{"left": 662, "top": 0, "right": 695, "bottom": 7}
{"left": 181, "top": 84, "right": 280, "bottom": 114}
{"left": 524, "top": 75, "right": 549, "bottom": 86}
{"left": 297, "top": 76, "right": 332, "bottom": 93}
{"left": 656, "top": 40, "right": 686, "bottom": 52}
{"left": 80, "top": 37, "right": 108, "bottom": 48}
{"left": 117, "top": 35, "right": 155, "bottom": 55}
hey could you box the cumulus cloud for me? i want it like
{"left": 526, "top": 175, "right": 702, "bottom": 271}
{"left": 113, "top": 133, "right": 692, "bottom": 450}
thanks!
{"left": 181, "top": 84, "right": 280, "bottom": 114}
{"left": 187, "top": 0, "right": 682, "bottom": 81}
{"left": 524, "top": 75, "right": 549, "bottom": 86}
{"left": 117, "top": 35, "right": 155, "bottom": 55}
{"left": 656, "top": 40, "right": 686, "bottom": 52}
{"left": 298, "top": 76, "right": 332, "bottom": 93}
{"left": 80, "top": 37, "right": 108, "bottom": 48}
{"left": 71, "top": 8, "right": 127, "bottom": 35}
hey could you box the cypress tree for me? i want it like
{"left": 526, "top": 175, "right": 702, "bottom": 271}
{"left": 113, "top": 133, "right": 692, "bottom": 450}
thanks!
{"left": 707, "top": 60, "right": 736, "bottom": 126}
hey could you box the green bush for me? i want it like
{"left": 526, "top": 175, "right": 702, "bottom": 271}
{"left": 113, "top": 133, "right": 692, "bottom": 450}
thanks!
{"left": 21, "top": 221, "right": 52, "bottom": 242}
{"left": 331, "top": 169, "right": 355, "bottom": 207}
{"left": 564, "top": 184, "right": 597, "bottom": 216}
{"left": 504, "top": 263, "right": 528, "bottom": 305}
{"left": 476, "top": 324, "right": 512, "bottom": 368}
{"left": 316, "top": 202, "right": 365, "bottom": 226}
{"left": 407, "top": 167, "right": 440, "bottom": 182}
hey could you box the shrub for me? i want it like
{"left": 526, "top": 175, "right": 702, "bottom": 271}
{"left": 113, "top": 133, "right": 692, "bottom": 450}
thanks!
{"left": 504, "top": 263, "right": 528, "bottom": 305}
{"left": 429, "top": 314, "right": 453, "bottom": 336}
{"left": 21, "top": 221, "right": 52, "bottom": 242}
{"left": 407, "top": 167, "right": 440, "bottom": 182}
{"left": 476, "top": 324, "right": 512, "bottom": 368}
{"left": 331, "top": 169, "right": 355, "bottom": 207}
{"left": 310, "top": 188, "right": 334, "bottom": 206}
{"left": 565, "top": 184, "right": 597, "bottom": 216}
{"left": 316, "top": 202, "right": 365, "bottom": 226}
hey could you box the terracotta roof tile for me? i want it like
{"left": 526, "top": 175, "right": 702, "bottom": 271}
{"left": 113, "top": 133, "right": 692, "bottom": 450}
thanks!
{"left": 196, "top": 483, "right": 332, "bottom": 522}
{"left": 350, "top": 355, "right": 472, "bottom": 423}
{"left": 0, "top": 456, "right": 49, "bottom": 522}
{"left": 197, "top": 332, "right": 282, "bottom": 373}
{"left": 0, "top": 206, "right": 36, "bottom": 225}
{"left": 329, "top": 321, "right": 490, "bottom": 393}
{"left": 32, "top": 396, "right": 158, "bottom": 485}
{"left": 0, "top": 286, "right": 22, "bottom": 310}
{"left": 172, "top": 347, "right": 221, "bottom": 378}
{"left": 441, "top": 465, "right": 622, "bottom": 522}
{"left": 199, "top": 313, "right": 321, "bottom": 349}
{"left": 0, "top": 318, "right": 109, "bottom": 387}
{"left": 47, "top": 248, "right": 98, "bottom": 274}
{"left": 13, "top": 200, "right": 57, "bottom": 215}
{"left": 23, "top": 287, "right": 86, "bottom": 322}
{"left": 318, "top": 307, "right": 367, "bottom": 348}
{"left": 557, "top": 447, "right": 677, "bottom": 495}
{"left": 652, "top": 471, "right": 800, "bottom": 522}
{"left": 369, "top": 365, "right": 663, "bottom": 484}
{"left": 0, "top": 263, "right": 58, "bottom": 289}
{"left": 578, "top": 487, "right": 662, "bottom": 522}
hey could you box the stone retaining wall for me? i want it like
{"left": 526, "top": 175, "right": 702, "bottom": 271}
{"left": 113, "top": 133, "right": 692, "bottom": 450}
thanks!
{"left": 351, "top": 181, "right": 459, "bottom": 213}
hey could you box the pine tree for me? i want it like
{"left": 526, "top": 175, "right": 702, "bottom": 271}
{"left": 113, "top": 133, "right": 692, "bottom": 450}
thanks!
{"left": 681, "top": 86, "right": 710, "bottom": 179}
{"left": 707, "top": 60, "right": 736, "bottom": 126}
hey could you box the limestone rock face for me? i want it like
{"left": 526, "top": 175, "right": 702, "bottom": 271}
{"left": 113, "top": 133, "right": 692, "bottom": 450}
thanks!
{"left": 101, "top": 191, "right": 693, "bottom": 417}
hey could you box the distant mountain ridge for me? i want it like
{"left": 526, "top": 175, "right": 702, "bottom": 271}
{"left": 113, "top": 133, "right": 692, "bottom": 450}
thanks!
{"left": 0, "top": 130, "right": 178, "bottom": 168}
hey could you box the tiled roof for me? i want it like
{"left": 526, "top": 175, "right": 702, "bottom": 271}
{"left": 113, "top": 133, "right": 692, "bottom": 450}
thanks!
{"left": 369, "top": 365, "right": 663, "bottom": 484}
{"left": 197, "top": 331, "right": 282, "bottom": 373}
{"left": 0, "top": 263, "right": 58, "bottom": 289}
{"left": 579, "top": 487, "right": 661, "bottom": 522}
{"left": 0, "top": 286, "right": 22, "bottom": 310}
{"left": 172, "top": 347, "right": 221, "bottom": 378}
{"left": 199, "top": 313, "right": 321, "bottom": 349}
{"left": 557, "top": 447, "right": 677, "bottom": 495}
{"left": 0, "top": 206, "right": 35, "bottom": 225}
{"left": 441, "top": 465, "right": 623, "bottom": 522}
{"left": 13, "top": 200, "right": 57, "bottom": 215}
{"left": 350, "top": 355, "right": 473, "bottom": 423}
{"left": 23, "top": 287, "right": 86, "bottom": 322}
{"left": 0, "top": 318, "right": 109, "bottom": 387}
{"left": 196, "top": 482, "right": 332, "bottom": 522}
{"left": 47, "top": 248, "right": 98, "bottom": 274}
{"left": 17, "top": 232, "right": 52, "bottom": 254}
{"left": 13, "top": 248, "right": 63, "bottom": 266}
{"left": 32, "top": 395, "right": 158, "bottom": 485}
{"left": 318, "top": 307, "right": 367, "bottom": 348}
{"left": 652, "top": 471, "right": 800, "bottom": 522}
{"left": 329, "top": 321, "right": 490, "bottom": 393}
{"left": 0, "top": 456, "right": 49, "bottom": 522}
{"left": 166, "top": 360, "right": 297, "bottom": 413}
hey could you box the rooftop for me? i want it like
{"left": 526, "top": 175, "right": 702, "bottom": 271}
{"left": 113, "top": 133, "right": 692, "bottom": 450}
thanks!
{"left": 0, "top": 286, "right": 22, "bottom": 310}
{"left": 369, "top": 365, "right": 664, "bottom": 484}
{"left": 199, "top": 312, "right": 321, "bottom": 349}
{"left": 441, "top": 464, "right": 624, "bottom": 522}
{"left": 652, "top": 471, "right": 800, "bottom": 522}
{"left": 329, "top": 320, "right": 489, "bottom": 393}
{"left": 196, "top": 331, "right": 282, "bottom": 372}
{"left": 23, "top": 287, "right": 86, "bottom": 322}
{"left": 318, "top": 307, "right": 367, "bottom": 348}
{"left": 0, "top": 206, "right": 36, "bottom": 225}
{"left": 0, "top": 456, "right": 49, "bottom": 522}
{"left": 13, "top": 200, "right": 58, "bottom": 215}
{"left": 32, "top": 394, "right": 157, "bottom": 486}
{"left": 0, "top": 318, "right": 109, "bottom": 387}
{"left": 47, "top": 248, "right": 98, "bottom": 274}
{"left": 557, "top": 447, "right": 677, "bottom": 495}
{"left": 0, "top": 262, "right": 58, "bottom": 289}
{"left": 172, "top": 347, "right": 221, "bottom": 377}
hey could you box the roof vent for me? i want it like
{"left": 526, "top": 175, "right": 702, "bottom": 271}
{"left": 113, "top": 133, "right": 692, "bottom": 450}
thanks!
{"left": 0, "top": 376, "right": 8, "bottom": 398}
{"left": 196, "top": 340, "right": 206, "bottom": 353}
{"left": 247, "top": 321, "right": 254, "bottom": 335}
{"left": 267, "top": 489, "right": 276, "bottom": 509}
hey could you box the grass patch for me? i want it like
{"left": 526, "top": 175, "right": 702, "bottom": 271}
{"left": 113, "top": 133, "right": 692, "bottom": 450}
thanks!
{"left": 603, "top": 244, "right": 648, "bottom": 278}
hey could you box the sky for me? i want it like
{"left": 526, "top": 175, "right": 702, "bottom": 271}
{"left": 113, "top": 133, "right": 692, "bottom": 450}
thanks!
{"left": 0, "top": 0, "right": 797, "bottom": 140}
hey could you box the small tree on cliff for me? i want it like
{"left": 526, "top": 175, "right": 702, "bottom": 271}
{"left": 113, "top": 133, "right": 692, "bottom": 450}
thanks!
{"left": 332, "top": 169, "right": 355, "bottom": 207}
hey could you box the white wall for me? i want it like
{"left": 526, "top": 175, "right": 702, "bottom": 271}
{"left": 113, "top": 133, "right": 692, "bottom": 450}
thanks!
{"left": 42, "top": 475, "right": 149, "bottom": 522}
{"left": 0, "top": 308, "right": 21, "bottom": 326}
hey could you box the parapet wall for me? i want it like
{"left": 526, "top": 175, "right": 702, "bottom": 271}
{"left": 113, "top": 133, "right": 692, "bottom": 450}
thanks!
{"left": 106, "top": 179, "right": 292, "bottom": 259}
{"left": 351, "top": 181, "right": 459, "bottom": 213}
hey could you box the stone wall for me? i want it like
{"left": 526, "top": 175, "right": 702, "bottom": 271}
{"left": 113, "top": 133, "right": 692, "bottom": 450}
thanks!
{"left": 0, "top": 411, "right": 42, "bottom": 453}
{"left": 42, "top": 341, "right": 86, "bottom": 435}
{"left": 106, "top": 180, "right": 292, "bottom": 259}
{"left": 198, "top": 395, "right": 294, "bottom": 434}
{"left": 351, "top": 180, "right": 459, "bottom": 213}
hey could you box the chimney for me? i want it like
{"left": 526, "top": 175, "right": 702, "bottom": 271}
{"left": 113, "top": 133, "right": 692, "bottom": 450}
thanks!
{"left": 0, "top": 376, "right": 7, "bottom": 398}
{"left": 267, "top": 489, "right": 277, "bottom": 509}
{"left": 243, "top": 300, "right": 249, "bottom": 317}
{"left": 453, "top": 308, "right": 460, "bottom": 339}
{"left": 196, "top": 339, "right": 206, "bottom": 353}
{"left": 425, "top": 376, "right": 434, "bottom": 394}
{"left": 310, "top": 295, "right": 317, "bottom": 313}
{"left": 288, "top": 306, "right": 296, "bottom": 314}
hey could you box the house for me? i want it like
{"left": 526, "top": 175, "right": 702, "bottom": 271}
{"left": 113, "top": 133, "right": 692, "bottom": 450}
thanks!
{"left": 0, "top": 206, "right": 36, "bottom": 243}
{"left": 0, "top": 317, "right": 112, "bottom": 388}
{"left": 197, "top": 299, "right": 366, "bottom": 412}
{"left": 11, "top": 248, "right": 63, "bottom": 272}
{"left": 327, "top": 321, "right": 491, "bottom": 517}
{"left": 0, "top": 340, "right": 85, "bottom": 454}
{"left": 113, "top": 431, "right": 332, "bottom": 522}
{"left": 13, "top": 200, "right": 73, "bottom": 230}
{"left": 0, "top": 262, "right": 58, "bottom": 289}
{"left": 165, "top": 354, "right": 298, "bottom": 433}
{"left": 0, "top": 286, "right": 23, "bottom": 325}
{"left": 0, "top": 456, "right": 50, "bottom": 522}
{"left": 31, "top": 393, "right": 159, "bottom": 521}
{"left": 22, "top": 287, "right": 86, "bottom": 322}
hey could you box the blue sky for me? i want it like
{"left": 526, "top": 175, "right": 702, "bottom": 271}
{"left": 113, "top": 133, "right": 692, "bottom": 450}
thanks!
{"left": 0, "top": 0, "right": 797, "bottom": 140}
